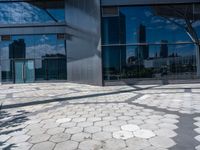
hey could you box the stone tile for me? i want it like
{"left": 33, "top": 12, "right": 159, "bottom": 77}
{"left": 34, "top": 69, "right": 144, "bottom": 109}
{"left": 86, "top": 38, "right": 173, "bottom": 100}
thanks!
{"left": 30, "top": 141, "right": 55, "bottom": 150}
{"left": 60, "top": 122, "right": 76, "bottom": 128}
{"left": 94, "top": 120, "right": 110, "bottom": 126}
{"left": 77, "top": 121, "right": 93, "bottom": 127}
{"left": 93, "top": 131, "right": 112, "bottom": 141}
{"left": 149, "top": 136, "right": 176, "bottom": 148}
{"left": 47, "top": 127, "right": 65, "bottom": 135}
{"left": 102, "top": 139, "right": 126, "bottom": 150}
{"left": 103, "top": 125, "right": 120, "bottom": 132}
{"left": 10, "top": 142, "right": 32, "bottom": 150}
{"left": 0, "top": 134, "right": 11, "bottom": 142}
{"left": 111, "top": 120, "right": 127, "bottom": 126}
{"left": 27, "top": 128, "right": 47, "bottom": 136}
{"left": 125, "top": 138, "right": 151, "bottom": 150}
{"left": 158, "top": 123, "right": 178, "bottom": 130}
{"left": 65, "top": 127, "right": 83, "bottom": 134}
{"left": 79, "top": 140, "right": 102, "bottom": 150}
{"left": 50, "top": 133, "right": 71, "bottom": 143}
{"left": 56, "top": 118, "right": 71, "bottom": 124}
{"left": 134, "top": 129, "right": 156, "bottom": 139}
{"left": 121, "top": 124, "right": 140, "bottom": 132}
{"left": 84, "top": 126, "right": 101, "bottom": 134}
{"left": 71, "top": 132, "right": 91, "bottom": 142}
{"left": 194, "top": 128, "right": 200, "bottom": 134}
{"left": 155, "top": 129, "right": 177, "bottom": 138}
{"left": 72, "top": 117, "right": 86, "bottom": 123}
{"left": 54, "top": 141, "right": 78, "bottom": 150}
{"left": 195, "top": 135, "right": 200, "bottom": 142}
{"left": 7, "top": 135, "right": 30, "bottom": 143}
{"left": 87, "top": 117, "right": 101, "bottom": 122}
{"left": 28, "top": 134, "right": 50, "bottom": 144}
{"left": 113, "top": 131, "right": 134, "bottom": 140}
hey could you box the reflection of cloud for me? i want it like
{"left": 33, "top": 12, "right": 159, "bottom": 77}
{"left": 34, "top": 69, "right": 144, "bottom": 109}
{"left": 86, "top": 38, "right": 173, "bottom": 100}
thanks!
{"left": 151, "top": 17, "right": 165, "bottom": 24}
{"left": 144, "top": 11, "right": 152, "bottom": 17}
{"left": 193, "top": 21, "right": 200, "bottom": 28}
{"left": 40, "top": 35, "right": 49, "bottom": 42}
{"left": 0, "top": 2, "right": 53, "bottom": 23}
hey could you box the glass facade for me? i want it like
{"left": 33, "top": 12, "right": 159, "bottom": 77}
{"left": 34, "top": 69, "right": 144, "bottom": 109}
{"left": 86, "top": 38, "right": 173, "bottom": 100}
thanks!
{"left": 0, "top": 35, "right": 67, "bottom": 83}
{"left": 102, "top": 4, "right": 200, "bottom": 81}
{"left": 0, "top": 0, "right": 65, "bottom": 24}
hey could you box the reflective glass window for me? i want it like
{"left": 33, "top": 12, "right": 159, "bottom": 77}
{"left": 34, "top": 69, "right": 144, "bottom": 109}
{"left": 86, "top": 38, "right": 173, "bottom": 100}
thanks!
{"left": 0, "top": 1, "right": 65, "bottom": 24}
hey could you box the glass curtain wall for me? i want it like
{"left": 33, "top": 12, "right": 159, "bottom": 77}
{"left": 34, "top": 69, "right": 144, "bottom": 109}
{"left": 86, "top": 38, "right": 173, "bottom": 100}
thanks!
{"left": 102, "top": 4, "right": 200, "bottom": 81}
{"left": 0, "top": 35, "right": 67, "bottom": 83}
{"left": 0, "top": 0, "right": 65, "bottom": 24}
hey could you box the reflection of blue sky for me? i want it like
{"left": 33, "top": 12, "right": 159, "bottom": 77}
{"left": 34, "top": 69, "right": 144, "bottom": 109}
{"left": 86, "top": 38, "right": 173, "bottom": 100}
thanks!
{"left": 0, "top": 35, "right": 65, "bottom": 68}
{"left": 119, "top": 7, "right": 194, "bottom": 44}
{"left": 0, "top": 2, "right": 64, "bottom": 24}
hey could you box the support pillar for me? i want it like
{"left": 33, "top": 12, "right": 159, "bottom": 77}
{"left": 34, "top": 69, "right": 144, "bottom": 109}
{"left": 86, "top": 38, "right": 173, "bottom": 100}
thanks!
{"left": 196, "top": 44, "right": 200, "bottom": 77}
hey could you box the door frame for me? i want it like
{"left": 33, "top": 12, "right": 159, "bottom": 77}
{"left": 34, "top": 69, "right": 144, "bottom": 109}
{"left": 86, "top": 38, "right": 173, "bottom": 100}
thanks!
{"left": 14, "top": 59, "right": 35, "bottom": 84}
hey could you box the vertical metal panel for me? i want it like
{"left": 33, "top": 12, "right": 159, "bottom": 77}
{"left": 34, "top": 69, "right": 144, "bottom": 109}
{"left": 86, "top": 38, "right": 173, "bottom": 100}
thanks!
{"left": 65, "top": 0, "right": 103, "bottom": 85}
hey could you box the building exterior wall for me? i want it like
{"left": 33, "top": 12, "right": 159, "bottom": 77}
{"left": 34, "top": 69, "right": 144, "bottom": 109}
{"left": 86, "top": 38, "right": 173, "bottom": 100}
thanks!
{"left": 65, "top": 0, "right": 103, "bottom": 85}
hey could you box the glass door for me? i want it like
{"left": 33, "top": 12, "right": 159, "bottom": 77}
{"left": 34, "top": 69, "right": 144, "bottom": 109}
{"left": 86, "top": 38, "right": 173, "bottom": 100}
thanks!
{"left": 15, "top": 60, "right": 35, "bottom": 83}
{"left": 25, "top": 60, "right": 34, "bottom": 83}
{"left": 15, "top": 61, "right": 24, "bottom": 83}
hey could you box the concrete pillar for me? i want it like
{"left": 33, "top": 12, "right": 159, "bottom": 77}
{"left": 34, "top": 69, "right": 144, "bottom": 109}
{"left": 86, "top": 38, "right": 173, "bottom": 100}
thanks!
{"left": 196, "top": 44, "right": 200, "bottom": 77}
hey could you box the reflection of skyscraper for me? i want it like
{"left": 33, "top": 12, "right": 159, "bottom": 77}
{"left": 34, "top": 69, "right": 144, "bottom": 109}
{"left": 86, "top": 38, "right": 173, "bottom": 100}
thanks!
{"left": 9, "top": 39, "right": 26, "bottom": 59}
{"left": 103, "top": 12, "right": 126, "bottom": 73}
{"left": 160, "top": 40, "right": 168, "bottom": 58}
{"left": 135, "top": 24, "right": 149, "bottom": 60}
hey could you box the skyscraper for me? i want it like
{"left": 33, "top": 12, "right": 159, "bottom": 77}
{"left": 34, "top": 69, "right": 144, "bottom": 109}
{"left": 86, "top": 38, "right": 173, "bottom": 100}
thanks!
{"left": 135, "top": 24, "right": 149, "bottom": 60}
{"left": 160, "top": 40, "right": 168, "bottom": 58}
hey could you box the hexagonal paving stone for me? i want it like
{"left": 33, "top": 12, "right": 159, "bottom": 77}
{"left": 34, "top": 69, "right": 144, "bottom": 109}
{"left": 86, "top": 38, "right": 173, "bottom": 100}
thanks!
{"left": 103, "top": 125, "right": 120, "bottom": 132}
{"left": 7, "top": 135, "right": 30, "bottom": 143}
{"left": 0, "top": 134, "right": 11, "bottom": 142}
{"left": 194, "top": 122, "right": 200, "bottom": 127}
{"left": 158, "top": 123, "right": 178, "bottom": 130}
{"left": 149, "top": 136, "right": 176, "bottom": 149}
{"left": 56, "top": 118, "right": 71, "bottom": 124}
{"left": 10, "top": 142, "right": 33, "bottom": 150}
{"left": 71, "top": 132, "right": 91, "bottom": 142}
{"left": 113, "top": 131, "right": 134, "bottom": 140}
{"left": 93, "top": 131, "right": 112, "bottom": 141}
{"left": 30, "top": 141, "right": 55, "bottom": 150}
{"left": 65, "top": 127, "right": 83, "bottom": 134}
{"left": 77, "top": 121, "right": 93, "bottom": 127}
{"left": 121, "top": 124, "right": 140, "bottom": 132}
{"left": 126, "top": 138, "right": 151, "bottom": 149}
{"left": 27, "top": 128, "right": 47, "bottom": 136}
{"left": 79, "top": 140, "right": 102, "bottom": 150}
{"left": 94, "top": 121, "right": 110, "bottom": 126}
{"left": 134, "top": 129, "right": 156, "bottom": 139}
{"left": 50, "top": 133, "right": 71, "bottom": 143}
{"left": 47, "top": 127, "right": 65, "bottom": 135}
{"left": 72, "top": 117, "right": 86, "bottom": 123}
{"left": 194, "top": 128, "right": 200, "bottom": 134}
{"left": 111, "top": 120, "right": 127, "bottom": 126}
{"left": 42, "top": 122, "right": 59, "bottom": 129}
{"left": 102, "top": 139, "right": 126, "bottom": 150}
{"left": 28, "top": 134, "right": 50, "bottom": 144}
{"left": 84, "top": 126, "right": 101, "bottom": 134}
{"left": 161, "top": 118, "right": 179, "bottom": 124}
{"left": 87, "top": 117, "right": 101, "bottom": 122}
{"left": 54, "top": 140, "right": 78, "bottom": 150}
{"left": 60, "top": 122, "right": 76, "bottom": 128}
{"left": 155, "top": 129, "right": 177, "bottom": 138}
{"left": 140, "top": 123, "right": 159, "bottom": 130}
{"left": 196, "top": 145, "right": 200, "bottom": 150}
{"left": 194, "top": 117, "right": 200, "bottom": 121}
{"left": 195, "top": 135, "right": 200, "bottom": 142}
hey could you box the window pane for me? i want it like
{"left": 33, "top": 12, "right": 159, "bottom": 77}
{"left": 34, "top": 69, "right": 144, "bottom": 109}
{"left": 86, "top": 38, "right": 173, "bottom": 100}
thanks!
{"left": 0, "top": 1, "right": 65, "bottom": 24}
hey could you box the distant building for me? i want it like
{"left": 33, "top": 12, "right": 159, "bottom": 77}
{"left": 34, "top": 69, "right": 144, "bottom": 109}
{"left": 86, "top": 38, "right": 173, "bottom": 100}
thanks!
{"left": 160, "top": 40, "right": 168, "bottom": 58}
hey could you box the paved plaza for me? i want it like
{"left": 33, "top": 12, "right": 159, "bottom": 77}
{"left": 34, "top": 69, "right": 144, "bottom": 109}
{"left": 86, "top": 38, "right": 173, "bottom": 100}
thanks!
{"left": 0, "top": 82, "right": 200, "bottom": 150}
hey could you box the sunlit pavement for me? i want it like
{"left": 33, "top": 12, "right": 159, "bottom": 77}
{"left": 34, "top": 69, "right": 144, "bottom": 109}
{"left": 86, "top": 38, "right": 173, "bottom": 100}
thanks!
{"left": 0, "top": 82, "right": 200, "bottom": 150}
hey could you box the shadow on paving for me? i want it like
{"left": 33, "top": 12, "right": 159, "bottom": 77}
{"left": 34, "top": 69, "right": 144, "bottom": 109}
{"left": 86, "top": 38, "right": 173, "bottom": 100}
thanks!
{"left": 1, "top": 85, "right": 162, "bottom": 110}
{"left": 0, "top": 109, "right": 30, "bottom": 150}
